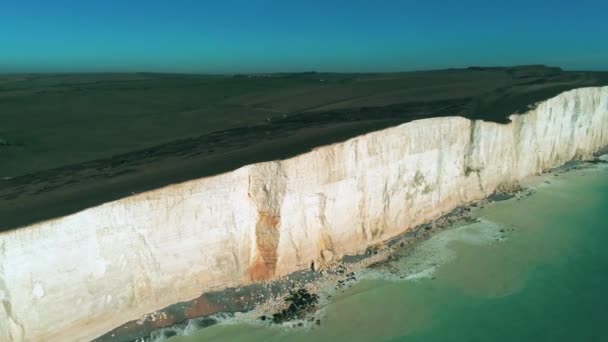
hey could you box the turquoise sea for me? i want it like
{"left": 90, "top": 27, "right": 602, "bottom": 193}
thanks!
{"left": 170, "top": 161, "right": 608, "bottom": 342}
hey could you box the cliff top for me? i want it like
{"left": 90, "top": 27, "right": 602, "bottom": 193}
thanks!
{"left": 2, "top": 66, "right": 608, "bottom": 230}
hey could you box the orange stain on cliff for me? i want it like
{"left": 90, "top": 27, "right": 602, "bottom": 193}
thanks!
{"left": 248, "top": 211, "right": 281, "bottom": 281}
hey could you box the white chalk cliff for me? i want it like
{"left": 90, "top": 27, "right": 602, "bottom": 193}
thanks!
{"left": 1, "top": 87, "right": 607, "bottom": 341}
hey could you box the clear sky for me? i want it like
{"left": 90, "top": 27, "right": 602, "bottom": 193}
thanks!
{"left": 1, "top": 0, "right": 607, "bottom": 73}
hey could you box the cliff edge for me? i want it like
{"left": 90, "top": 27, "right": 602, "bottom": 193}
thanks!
{"left": 1, "top": 86, "right": 607, "bottom": 341}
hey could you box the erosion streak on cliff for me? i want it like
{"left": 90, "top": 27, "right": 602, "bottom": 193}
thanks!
{"left": 247, "top": 162, "right": 286, "bottom": 281}
{"left": 0, "top": 87, "right": 607, "bottom": 341}
{"left": 251, "top": 211, "right": 281, "bottom": 281}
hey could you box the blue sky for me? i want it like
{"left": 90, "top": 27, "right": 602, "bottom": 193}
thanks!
{"left": 1, "top": 0, "right": 607, "bottom": 73}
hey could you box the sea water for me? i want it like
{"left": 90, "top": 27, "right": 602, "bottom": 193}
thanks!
{"left": 169, "top": 161, "right": 608, "bottom": 342}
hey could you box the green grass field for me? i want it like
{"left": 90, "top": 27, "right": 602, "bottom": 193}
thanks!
{"left": 1, "top": 66, "right": 607, "bottom": 230}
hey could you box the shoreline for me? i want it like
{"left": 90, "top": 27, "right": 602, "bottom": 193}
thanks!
{"left": 96, "top": 155, "right": 607, "bottom": 342}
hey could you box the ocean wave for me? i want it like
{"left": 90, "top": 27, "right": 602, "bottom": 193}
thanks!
{"left": 362, "top": 218, "right": 506, "bottom": 282}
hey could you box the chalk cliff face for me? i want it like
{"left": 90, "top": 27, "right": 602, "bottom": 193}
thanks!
{"left": 1, "top": 87, "right": 607, "bottom": 341}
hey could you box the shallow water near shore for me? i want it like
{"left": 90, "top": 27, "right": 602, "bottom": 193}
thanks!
{"left": 169, "top": 161, "right": 608, "bottom": 342}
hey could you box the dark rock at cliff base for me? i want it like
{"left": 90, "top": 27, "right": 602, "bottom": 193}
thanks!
{"left": 488, "top": 193, "right": 516, "bottom": 201}
{"left": 272, "top": 289, "right": 319, "bottom": 324}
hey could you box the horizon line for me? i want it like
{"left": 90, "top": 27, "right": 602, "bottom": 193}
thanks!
{"left": 4, "top": 64, "right": 608, "bottom": 76}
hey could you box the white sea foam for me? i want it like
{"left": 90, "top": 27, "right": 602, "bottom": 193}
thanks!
{"left": 402, "top": 266, "right": 437, "bottom": 280}
{"left": 361, "top": 218, "right": 506, "bottom": 281}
